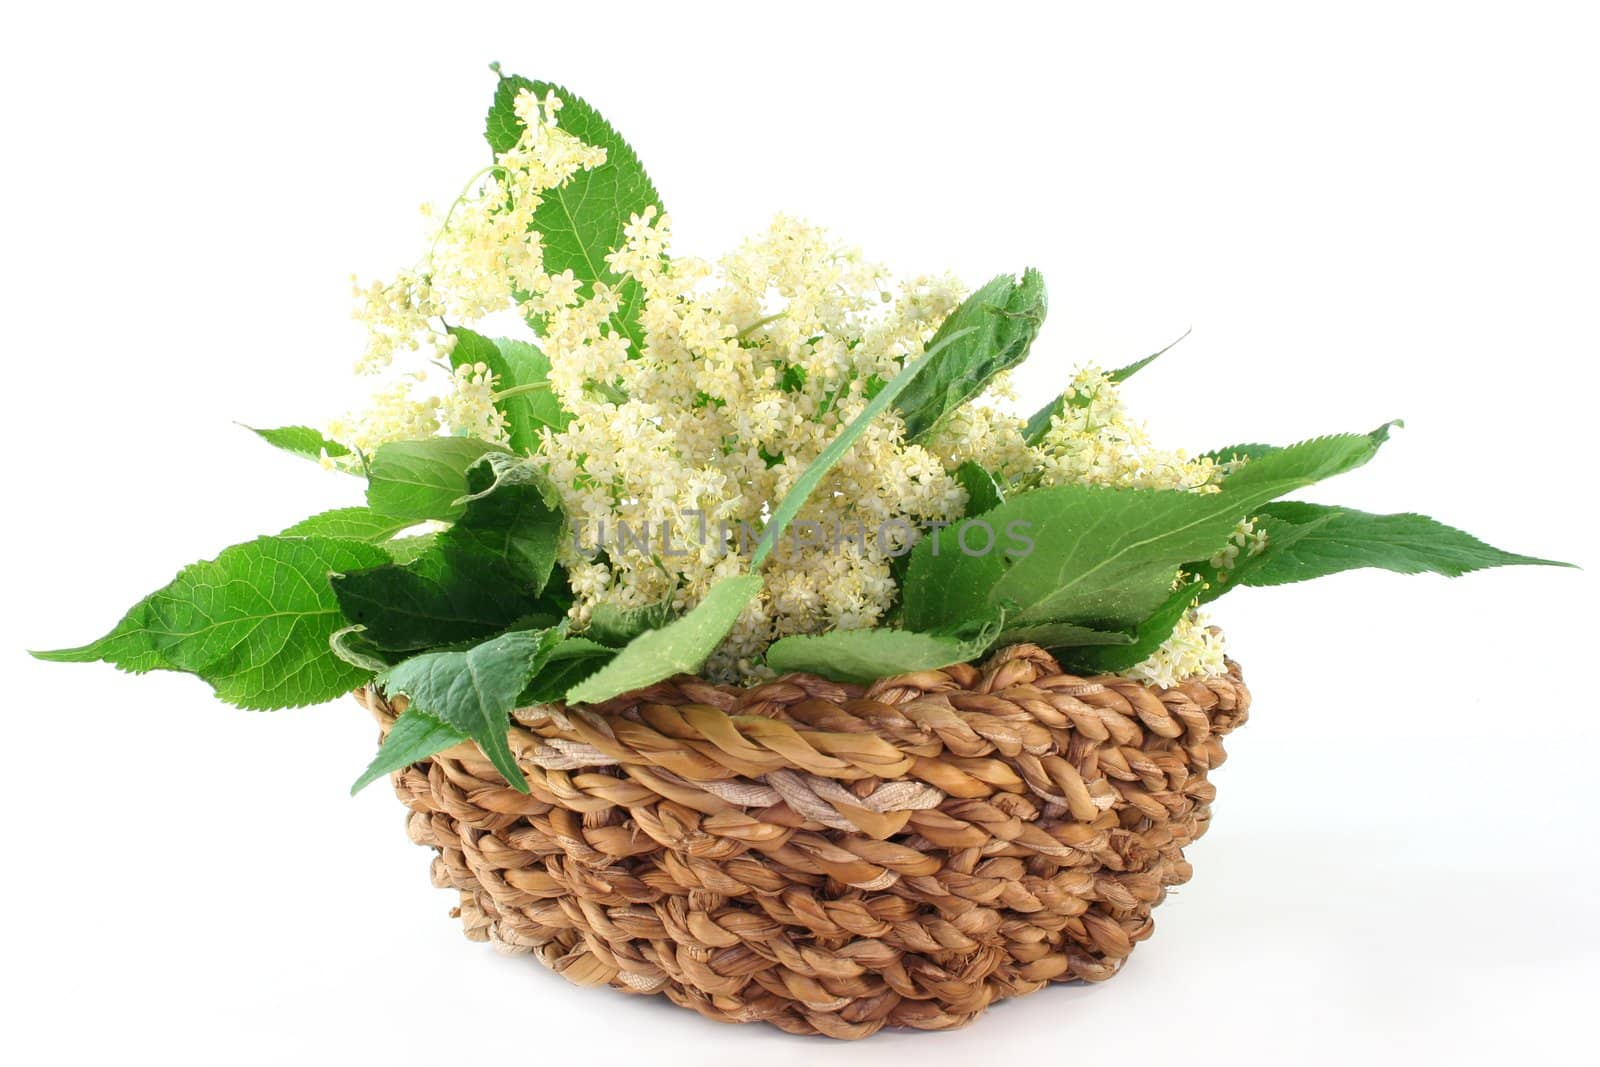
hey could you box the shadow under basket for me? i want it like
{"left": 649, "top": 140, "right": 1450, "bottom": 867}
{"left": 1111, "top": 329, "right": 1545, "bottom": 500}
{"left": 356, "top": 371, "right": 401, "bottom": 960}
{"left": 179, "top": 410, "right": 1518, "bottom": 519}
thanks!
{"left": 357, "top": 643, "right": 1250, "bottom": 1039}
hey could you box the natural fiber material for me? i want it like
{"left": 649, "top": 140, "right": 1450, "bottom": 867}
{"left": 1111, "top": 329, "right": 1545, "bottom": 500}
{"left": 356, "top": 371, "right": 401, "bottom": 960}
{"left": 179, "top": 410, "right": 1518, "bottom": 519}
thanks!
{"left": 358, "top": 643, "right": 1249, "bottom": 1038}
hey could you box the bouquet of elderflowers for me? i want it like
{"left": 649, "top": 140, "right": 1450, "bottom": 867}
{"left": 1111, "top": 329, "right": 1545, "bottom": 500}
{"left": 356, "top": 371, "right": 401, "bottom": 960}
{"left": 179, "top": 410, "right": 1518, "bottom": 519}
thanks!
{"left": 37, "top": 71, "right": 1562, "bottom": 791}
{"left": 34, "top": 69, "right": 1572, "bottom": 1038}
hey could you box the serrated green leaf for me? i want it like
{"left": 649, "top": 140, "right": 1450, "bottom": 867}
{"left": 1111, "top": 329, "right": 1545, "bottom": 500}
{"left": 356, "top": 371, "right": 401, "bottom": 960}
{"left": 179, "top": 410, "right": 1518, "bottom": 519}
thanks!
{"left": 366, "top": 437, "right": 507, "bottom": 522}
{"left": 1200, "top": 442, "right": 1280, "bottom": 465}
{"left": 904, "top": 423, "right": 1399, "bottom": 640}
{"left": 587, "top": 597, "right": 674, "bottom": 647}
{"left": 380, "top": 533, "right": 437, "bottom": 565}
{"left": 486, "top": 75, "right": 660, "bottom": 355}
{"left": 895, "top": 270, "right": 1046, "bottom": 441}
{"left": 334, "top": 455, "right": 565, "bottom": 651}
{"left": 1107, "top": 327, "right": 1191, "bottom": 384}
{"left": 377, "top": 627, "right": 565, "bottom": 793}
{"left": 751, "top": 323, "right": 978, "bottom": 568}
{"left": 350, "top": 707, "right": 467, "bottom": 794}
{"left": 1233, "top": 502, "right": 1572, "bottom": 588}
{"left": 1021, "top": 330, "right": 1190, "bottom": 446}
{"left": 245, "top": 424, "right": 350, "bottom": 464}
{"left": 447, "top": 327, "right": 571, "bottom": 454}
{"left": 519, "top": 636, "right": 615, "bottom": 704}
{"left": 279, "top": 507, "right": 415, "bottom": 542}
{"left": 446, "top": 454, "right": 563, "bottom": 590}
{"left": 764, "top": 615, "right": 1003, "bottom": 684}
{"left": 1056, "top": 577, "right": 1204, "bottom": 674}
{"left": 955, "top": 461, "right": 1004, "bottom": 516}
{"left": 31, "top": 601, "right": 172, "bottom": 673}
{"left": 566, "top": 574, "right": 762, "bottom": 704}
{"left": 34, "top": 536, "right": 390, "bottom": 708}
{"left": 993, "top": 620, "right": 1140, "bottom": 649}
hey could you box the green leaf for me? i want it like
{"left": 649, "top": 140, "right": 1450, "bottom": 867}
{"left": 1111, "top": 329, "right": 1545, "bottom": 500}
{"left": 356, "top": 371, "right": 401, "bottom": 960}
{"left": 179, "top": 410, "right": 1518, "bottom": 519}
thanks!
{"left": 519, "top": 636, "right": 615, "bottom": 704}
{"left": 894, "top": 270, "right": 1047, "bottom": 441}
{"left": 376, "top": 627, "right": 566, "bottom": 793}
{"left": 904, "top": 423, "right": 1399, "bottom": 640}
{"left": 764, "top": 615, "right": 1003, "bottom": 684}
{"left": 1107, "top": 327, "right": 1191, "bottom": 384}
{"left": 586, "top": 596, "right": 674, "bottom": 647}
{"left": 447, "top": 327, "right": 571, "bottom": 454}
{"left": 380, "top": 533, "right": 437, "bottom": 565}
{"left": 245, "top": 424, "right": 350, "bottom": 464}
{"left": 34, "top": 537, "right": 390, "bottom": 708}
{"left": 334, "top": 455, "right": 565, "bottom": 651}
{"left": 566, "top": 574, "right": 762, "bottom": 704}
{"left": 350, "top": 708, "right": 467, "bottom": 795}
{"left": 954, "top": 461, "right": 1004, "bottom": 516}
{"left": 751, "top": 323, "right": 979, "bottom": 568}
{"left": 366, "top": 437, "right": 506, "bottom": 521}
{"left": 1020, "top": 330, "right": 1190, "bottom": 446}
{"left": 32, "top": 601, "right": 172, "bottom": 673}
{"left": 279, "top": 507, "right": 415, "bottom": 542}
{"left": 446, "top": 454, "right": 564, "bottom": 590}
{"left": 1200, "top": 442, "right": 1280, "bottom": 465}
{"left": 486, "top": 75, "right": 660, "bottom": 355}
{"left": 994, "top": 620, "right": 1141, "bottom": 649}
{"left": 1231, "top": 502, "right": 1573, "bottom": 588}
{"left": 1056, "top": 578, "right": 1204, "bottom": 674}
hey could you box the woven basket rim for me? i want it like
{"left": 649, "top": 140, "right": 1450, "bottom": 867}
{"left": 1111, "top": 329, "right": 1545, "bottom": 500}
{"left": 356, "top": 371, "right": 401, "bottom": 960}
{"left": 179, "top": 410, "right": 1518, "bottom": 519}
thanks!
{"left": 359, "top": 642, "right": 1248, "bottom": 839}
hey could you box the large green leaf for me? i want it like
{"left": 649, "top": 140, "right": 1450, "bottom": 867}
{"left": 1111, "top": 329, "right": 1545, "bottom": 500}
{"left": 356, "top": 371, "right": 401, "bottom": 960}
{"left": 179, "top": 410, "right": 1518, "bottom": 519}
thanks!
{"left": 278, "top": 507, "right": 415, "bottom": 542}
{"left": 365, "top": 437, "right": 506, "bottom": 521}
{"left": 486, "top": 75, "right": 660, "bottom": 355}
{"left": 519, "top": 636, "right": 615, "bottom": 704}
{"left": 1055, "top": 577, "right": 1204, "bottom": 674}
{"left": 764, "top": 615, "right": 1003, "bottom": 684}
{"left": 444, "top": 455, "right": 564, "bottom": 590}
{"left": 34, "top": 537, "right": 390, "bottom": 708}
{"left": 349, "top": 707, "right": 467, "bottom": 794}
{"left": 586, "top": 596, "right": 674, "bottom": 647}
{"left": 894, "top": 270, "right": 1046, "bottom": 441}
{"left": 1224, "top": 502, "right": 1571, "bottom": 589}
{"left": 372, "top": 627, "right": 566, "bottom": 793}
{"left": 446, "top": 327, "right": 571, "bottom": 454}
{"left": 245, "top": 424, "right": 351, "bottom": 465}
{"left": 334, "top": 455, "right": 565, "bottom": 650}
{"left": 566, "top": 575, "right": 762, "bottom": 704}
{"left": 903, "top": 423, "right": 1399, "bottom": 639}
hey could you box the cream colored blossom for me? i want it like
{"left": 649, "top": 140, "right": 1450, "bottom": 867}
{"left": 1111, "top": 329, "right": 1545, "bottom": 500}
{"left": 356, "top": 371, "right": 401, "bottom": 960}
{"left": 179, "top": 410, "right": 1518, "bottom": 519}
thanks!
{"left": 340, "top": 92, "right": 1242, "bottom": 688}
{"left": 1123, "top": 611, "right": 1229, "bottom": 688}
{"left": 1033, "top": 367, "right": 1221, "bottom": 492}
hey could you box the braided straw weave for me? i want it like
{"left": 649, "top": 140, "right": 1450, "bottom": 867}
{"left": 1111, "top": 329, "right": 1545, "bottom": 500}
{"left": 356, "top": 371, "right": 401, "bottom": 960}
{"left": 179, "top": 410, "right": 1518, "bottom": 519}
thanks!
{"left": 357, "top": 643, "right": 1249, "bottom": 1038}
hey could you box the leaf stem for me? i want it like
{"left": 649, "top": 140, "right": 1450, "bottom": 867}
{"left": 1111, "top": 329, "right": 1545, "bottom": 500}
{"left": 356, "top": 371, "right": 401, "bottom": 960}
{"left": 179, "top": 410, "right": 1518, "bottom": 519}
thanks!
{"left": 736, "top": 311, "right": 786, "bottom": 340}
{"left": 493, "top": 381, "right": 553, "bottom": 401}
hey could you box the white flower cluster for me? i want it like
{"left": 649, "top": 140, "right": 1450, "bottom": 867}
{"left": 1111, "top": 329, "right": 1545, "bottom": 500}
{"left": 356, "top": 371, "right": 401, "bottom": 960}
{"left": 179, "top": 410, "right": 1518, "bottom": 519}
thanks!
{"left": 541, "top": 212, "right": 975, "bottom": 680}
{"left": 1035, "top": 367, "right": 1223, "bottom": 492}
{"left": 1122, "top": 611, "right": 1229, "bottom": 688}
{"left": 340, "top": 86, "right": 1237, "bottom": 687}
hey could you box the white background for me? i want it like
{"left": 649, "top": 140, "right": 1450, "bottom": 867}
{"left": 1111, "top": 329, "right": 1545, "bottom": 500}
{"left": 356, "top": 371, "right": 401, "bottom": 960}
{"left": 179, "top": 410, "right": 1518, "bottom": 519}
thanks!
{"left": 2, "top": 2, "right": 1596, "bottom": 1063}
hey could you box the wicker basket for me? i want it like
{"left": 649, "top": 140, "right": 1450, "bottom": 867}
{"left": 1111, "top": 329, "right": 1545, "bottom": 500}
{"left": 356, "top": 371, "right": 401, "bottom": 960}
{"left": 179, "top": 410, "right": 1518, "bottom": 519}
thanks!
{"left": 357, "top": 642, "right": 1250, "bottom": 1038}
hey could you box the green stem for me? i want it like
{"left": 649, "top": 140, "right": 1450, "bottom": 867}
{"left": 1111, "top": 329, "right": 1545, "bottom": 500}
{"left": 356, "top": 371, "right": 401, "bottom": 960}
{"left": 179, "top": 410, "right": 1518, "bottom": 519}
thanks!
{"left": 425, "top": 164, "right": 498, "bottom": 263}
{"left": 736, "top": 311, "right": 787, "bottom": 340}
{"left": 493, "top": 381, "right": 553, "bottom": 401}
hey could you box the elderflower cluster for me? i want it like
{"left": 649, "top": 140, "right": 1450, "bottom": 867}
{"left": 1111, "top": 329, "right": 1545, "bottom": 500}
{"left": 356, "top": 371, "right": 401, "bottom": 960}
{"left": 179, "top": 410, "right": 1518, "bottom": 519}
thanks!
{"left": 1034, "top": 367, "right": 1222, "bottom": 492}
{"left": 339, "top": 84, "right": 1239, "bottom": 686}
{"left": 541, "top": 212, "right": 971, "bottom": 680}
{"left": 1122, "top": 611, "right": 1229, "bottom": 688}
